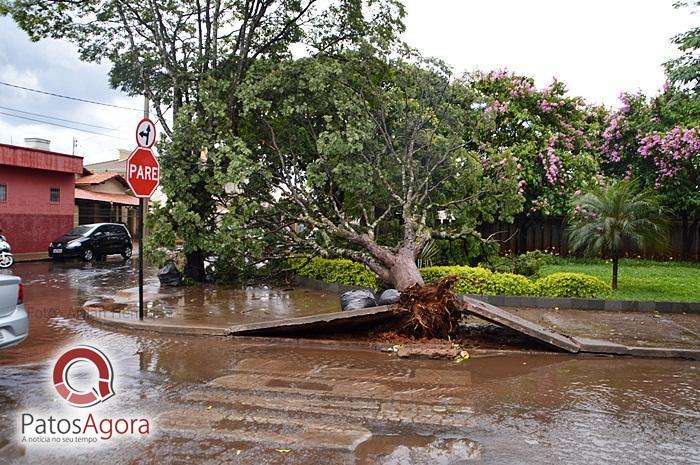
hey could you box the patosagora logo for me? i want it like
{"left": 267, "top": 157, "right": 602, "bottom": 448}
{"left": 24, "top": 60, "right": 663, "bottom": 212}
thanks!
{"left": 53, "top": 345, "right": 115, "bottom": 407}
{"left": 18, "top": 345, "right": 151, "bottom": 446}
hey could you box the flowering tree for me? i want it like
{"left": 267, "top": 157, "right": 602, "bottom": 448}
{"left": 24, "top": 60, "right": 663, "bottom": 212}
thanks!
{"left": 466, "top": 70, "right": 603, "bottom": 252}
{"left": 601, "top": 88, "right": 700, "bottom": 259}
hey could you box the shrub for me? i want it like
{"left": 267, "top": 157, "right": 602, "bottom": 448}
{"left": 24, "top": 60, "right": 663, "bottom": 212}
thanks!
{"left": 291, "top": 257, "right": 378, "bottom": 289}
{"left": 420, "top": 266, "right": 535, "bottom": 296}
{"left": 534, "top": 272, "right": 611, "bottom": 298}
{"left": 290, "top": 259, "right": 611, "bottom": 299}
{"left": 484, "top": 250, "right": 555, "bottom": 277}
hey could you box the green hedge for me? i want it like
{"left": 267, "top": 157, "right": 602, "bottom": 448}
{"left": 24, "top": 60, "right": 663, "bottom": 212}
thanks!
{"left": 421, "top": 266, "right": 535, "bottom": 296}
{"left": 533, "top": 272, "right": 612, "bottom": 298}
{"left": 292, "top": 257, "right": 378, "bottom": 289}
{"left": 292, "top": 258, "right": 611, "bottom": 299}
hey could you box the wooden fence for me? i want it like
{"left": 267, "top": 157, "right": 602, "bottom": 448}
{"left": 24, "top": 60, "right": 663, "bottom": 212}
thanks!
{"left": 478, "top": 217, "right": 700, "bottom": 261}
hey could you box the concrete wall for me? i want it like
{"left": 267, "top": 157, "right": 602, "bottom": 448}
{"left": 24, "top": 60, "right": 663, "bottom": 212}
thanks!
{"left": 84, "top": 179, "right": 127, "bottom": 194}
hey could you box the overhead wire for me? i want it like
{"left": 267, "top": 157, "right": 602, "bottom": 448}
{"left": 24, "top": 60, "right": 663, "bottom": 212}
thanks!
{"left": 0, "top": 105, "right": 118, "bottom": 131}
{"left": 0, "top": 80, "right": 143, "bottom": 112}
{"left": 0, "top": 111, "right": 130, "bottom": 140}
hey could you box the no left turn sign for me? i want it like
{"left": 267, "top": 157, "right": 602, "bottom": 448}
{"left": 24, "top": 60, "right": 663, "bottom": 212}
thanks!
{"left": 135, "top": 118, "right": 156, "bottom": 148}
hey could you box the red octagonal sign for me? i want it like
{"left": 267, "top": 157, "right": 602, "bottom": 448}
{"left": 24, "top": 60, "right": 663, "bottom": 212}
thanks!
{"left": 126, "top": 147, "right": 160, "bottom": 198}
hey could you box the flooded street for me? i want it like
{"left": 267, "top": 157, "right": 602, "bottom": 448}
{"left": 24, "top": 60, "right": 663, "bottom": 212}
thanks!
{"left": 1, "top": 260, "right": 699, "bottom": 464}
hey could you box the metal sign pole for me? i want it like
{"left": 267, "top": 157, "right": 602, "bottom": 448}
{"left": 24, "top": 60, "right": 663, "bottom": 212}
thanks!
{"left": 139, "top": 197, "right": 145, "bottom": 320}
{"left": 138, "top": 96, "right": 149, "bottom": 321}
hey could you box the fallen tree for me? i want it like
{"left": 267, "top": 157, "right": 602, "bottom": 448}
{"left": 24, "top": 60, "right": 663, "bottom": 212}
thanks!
{"left": 233, "top": 49, "right": 523, "bottom": 290}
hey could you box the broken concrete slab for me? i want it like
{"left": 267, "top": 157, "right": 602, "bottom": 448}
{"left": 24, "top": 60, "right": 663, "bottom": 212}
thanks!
{"left": 228, "top": 297, "right": 581, "bottom": 354}
{"left": 86, "top": 292, "right": 699, "bottom": 359}
{"left": 571, "top": 337, "right": 629, "bottom": 355}
{"left": 571, "top": 337, "right": 700, "bottom": 359}
{"left": 226, "top": 304, "right": 395, "bottom": 336}
{"left": 460, "top": 296, "right": 581, "bottom": 353}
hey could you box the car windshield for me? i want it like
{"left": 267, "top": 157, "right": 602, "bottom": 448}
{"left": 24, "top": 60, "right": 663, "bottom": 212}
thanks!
{"left": 67, "top": 225, "right": 95, "bottom": 236}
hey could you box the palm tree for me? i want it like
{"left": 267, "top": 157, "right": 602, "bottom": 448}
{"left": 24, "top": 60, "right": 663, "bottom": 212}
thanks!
{"left": 568, "top": 181, "right": 668, "bottom": 289}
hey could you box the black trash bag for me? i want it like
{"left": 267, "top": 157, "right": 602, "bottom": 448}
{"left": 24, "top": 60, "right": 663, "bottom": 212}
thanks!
{"left": 377, "top": 289, "right": 400, "bottom": 306}
{"left": 340, "top": 289, "right": 377, "bottom": 311}
{"left": 158, "top": 260, "right": 182, "bottom": 287}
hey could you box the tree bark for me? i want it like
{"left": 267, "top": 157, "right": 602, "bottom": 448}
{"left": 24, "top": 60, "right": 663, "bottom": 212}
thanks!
{"left": 516, "top": 215, "right": 531, "bottom": 254}
{"left": 185, "top": 250, "right": 206, "bottom": 282}
{"left": 611, "top": 254, "right": 619, "bottom": 290}
{"left": 680, "top": 214, "right": 698, "bottom": 261}
{"left": 387, "top": 249, "right": 424, "bottom": 291}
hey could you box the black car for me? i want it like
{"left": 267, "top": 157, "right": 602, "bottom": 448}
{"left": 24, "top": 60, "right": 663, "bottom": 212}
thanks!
{"left": 48, "top": 223, "right": 133, "bottom": 262}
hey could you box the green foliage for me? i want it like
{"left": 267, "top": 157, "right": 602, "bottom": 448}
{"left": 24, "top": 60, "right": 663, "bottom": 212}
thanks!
{"left": 600, "top": 86, "right": 700, "bottom": 229}
{"left": 467, "top": 70, "right": 604, "bottom": 218}
{"left": 292, "top": 257, "right": 378, "bottom": 289}
{"left": 664, "top": 1, "right": 700, "bottom": 93}
{"left": 291, "top": 258, "right": 619, "bottom": 299}
{"left": 237, "top": 50, "right": 524, "bottom": 285}
{"left": 420, "top": 266, "right": 535, "bottom": 296}
{"left": 541, "top": 258, "right": 700, "bottom": 302}
{"left": 568, "top": 181, "right": 669, "bottom": 259}
{"left": 485, "top": 250, "right": 555, "bottom": 277}
{"left": 533, "top": 272, "right": 611, "bottom": 299}
{"left": 429, "top": 237, "right": 500, "bottom": 266}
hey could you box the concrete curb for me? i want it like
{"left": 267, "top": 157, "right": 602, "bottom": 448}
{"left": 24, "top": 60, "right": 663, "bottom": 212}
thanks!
{"left": 294, "top": 276, "right": 700, "bottom": 314}
{"left": 84, "top": 308, "right": 228, "bottom": 336}
{"left": 84, "top": 304, "right": 700, "bottom": 360}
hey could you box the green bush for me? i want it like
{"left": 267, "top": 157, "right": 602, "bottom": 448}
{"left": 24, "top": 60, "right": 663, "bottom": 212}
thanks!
{"left": 291, "top": 257, "right": 378, "bottom": 289}
{"left": 420, "top": 266, "right": 535, "bottom": 296}
{"left": 534, "top": 272, "right": 611, "bottom": 298}
{"left": 484, "top": 250, "right": 555, "bottom": 277}
{"left": 290, "top": 259, "right": 611, "bottom": 299}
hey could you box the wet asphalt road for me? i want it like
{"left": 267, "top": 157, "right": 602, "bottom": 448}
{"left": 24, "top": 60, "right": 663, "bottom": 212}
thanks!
{"left": 0, "top": 259, "right": 699, "bottom": 465}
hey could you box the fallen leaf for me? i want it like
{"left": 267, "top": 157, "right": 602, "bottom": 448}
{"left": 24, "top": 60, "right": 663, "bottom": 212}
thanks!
{"left": 275, "top": 449, "right": 291, "bottom": 453}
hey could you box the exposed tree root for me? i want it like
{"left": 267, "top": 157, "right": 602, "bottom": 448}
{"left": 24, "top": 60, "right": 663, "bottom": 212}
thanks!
{"left": 391, "top": 275, "right": 465, "bottom": 339}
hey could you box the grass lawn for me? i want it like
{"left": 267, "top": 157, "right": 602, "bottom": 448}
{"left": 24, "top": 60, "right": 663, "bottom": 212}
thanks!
{"left": 540, "top": 258, "right": 700, "bottom": 302}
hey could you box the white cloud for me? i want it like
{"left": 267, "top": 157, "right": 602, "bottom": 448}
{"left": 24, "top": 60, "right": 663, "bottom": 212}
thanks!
{"left": 0, "top": 1, "right": 696, "bottom": 164}
{"left": 401, "top": 0, "right": 696, "bottom": 106}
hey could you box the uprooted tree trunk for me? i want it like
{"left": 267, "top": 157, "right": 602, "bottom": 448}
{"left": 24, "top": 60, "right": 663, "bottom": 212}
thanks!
{"left": 380, "top": 247, "right": 425, "bottom": 291}
{"left": 391, "top": 276, "right": 464, "bottom": 339}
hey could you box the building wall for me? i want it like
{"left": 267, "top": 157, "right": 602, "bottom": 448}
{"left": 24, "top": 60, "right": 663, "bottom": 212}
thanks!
{"left": 82, "top": 179, "right": 127, "bottom": 194}
{"left": 0, "top": 166, "right": 76, "bottom": 253}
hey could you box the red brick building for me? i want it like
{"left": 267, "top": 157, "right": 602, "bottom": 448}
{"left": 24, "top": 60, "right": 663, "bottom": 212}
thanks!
{"left": 0, "top": 141, "right": 83, "bottom": 253}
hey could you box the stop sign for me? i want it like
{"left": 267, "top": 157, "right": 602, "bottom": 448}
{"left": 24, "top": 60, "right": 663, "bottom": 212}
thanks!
{"left": 126, "top": 147, "right": 160, "bottom": 198}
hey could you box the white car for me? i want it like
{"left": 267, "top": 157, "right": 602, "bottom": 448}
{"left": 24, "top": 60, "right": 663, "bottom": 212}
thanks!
{"left": 0, "top": 275, "right": 28, "bottom": 348}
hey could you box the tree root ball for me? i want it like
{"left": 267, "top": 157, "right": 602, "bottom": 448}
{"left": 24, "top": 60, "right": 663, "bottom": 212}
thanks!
{"left": 392, "top": 276, "right": 464, "bottom": 340}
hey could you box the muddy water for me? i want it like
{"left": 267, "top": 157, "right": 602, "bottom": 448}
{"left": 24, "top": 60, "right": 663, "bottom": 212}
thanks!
{"left": 1, "top": 260, "right": 699, "bottom": 465}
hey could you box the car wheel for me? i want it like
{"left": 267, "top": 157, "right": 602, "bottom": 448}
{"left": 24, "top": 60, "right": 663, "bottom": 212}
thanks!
{"left": 122, "top": 246, "right": 132, "bottom": 259}
{"left": 82, "top": 248, "right": 95, "bottom": 262}
{"left": 0, "top": 254, "right": 13, "bottom": 268}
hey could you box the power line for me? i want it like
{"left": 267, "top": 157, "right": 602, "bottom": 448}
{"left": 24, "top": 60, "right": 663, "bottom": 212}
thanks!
{"left": 0, "top": 105, "right": 118, "bottom": 131}
{"left": 0, "top": 111, "right": 130, "bottom": 140}
{"left": 0, "top": 81, "right": 143, "bottom": 112}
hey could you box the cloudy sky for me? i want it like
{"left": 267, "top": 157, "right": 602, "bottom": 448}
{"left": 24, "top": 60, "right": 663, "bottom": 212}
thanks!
{"left": 0, "top": 0, "right": 695, "bottom": 164}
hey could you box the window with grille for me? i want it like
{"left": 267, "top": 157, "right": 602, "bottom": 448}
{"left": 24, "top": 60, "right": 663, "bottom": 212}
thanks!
{"left": 50, "top": 187, "right": 60, "bottom": 203}
{"left": 0, "top": 184, "right": 6, "bottom": 202}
